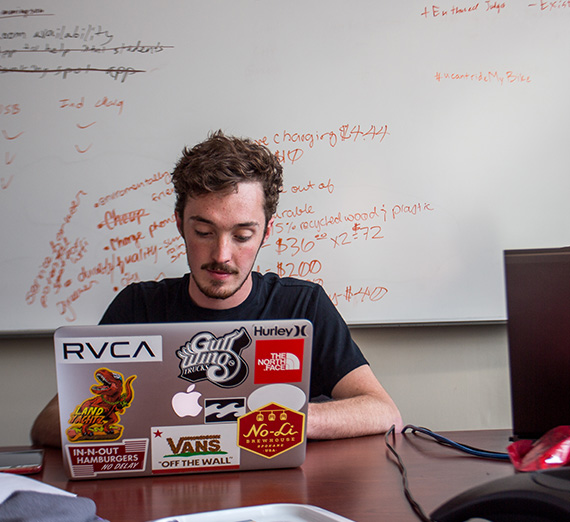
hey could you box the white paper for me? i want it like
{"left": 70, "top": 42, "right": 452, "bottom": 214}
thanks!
{"left": 0, "top": 472, "right": 75, "bottom": 504}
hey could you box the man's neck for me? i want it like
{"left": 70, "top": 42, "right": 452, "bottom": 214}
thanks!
{"left": 188, "top": 273, "right": 253, "bottom": 310}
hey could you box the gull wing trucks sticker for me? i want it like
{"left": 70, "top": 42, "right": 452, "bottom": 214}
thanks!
{"left": 176, "top": 328, "right": 251, "bottom": 388}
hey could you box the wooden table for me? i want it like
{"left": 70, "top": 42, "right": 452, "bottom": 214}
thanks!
{"left": 22, "top": 430, "right": 515, "bottom": 521}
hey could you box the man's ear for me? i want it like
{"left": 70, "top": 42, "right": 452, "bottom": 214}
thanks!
{"left": 175, "top": 211, "right": 184, "bottom": 237}
{"left": 263, "top": 217, "right": 275, "bottom": 244}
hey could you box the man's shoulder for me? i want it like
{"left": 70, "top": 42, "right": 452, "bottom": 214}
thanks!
{"left": 254, "top": 271, "right": 322, "bottom": 294}
{"left": 112, "top": 274, "right": 189, "bottom": 306}
{"left": 100, "top": 274, "right": 190, "bottom": 324}
{"left": 251, "top": 272, "right": 328, "bottom": 317}
{"left": 125, "top": 274, "right": 188, "bottom": 294}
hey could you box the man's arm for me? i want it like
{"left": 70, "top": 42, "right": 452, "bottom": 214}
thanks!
{"left": 31, "top": 367, "right": 400, "bottom": 445}
{"left": 30, "top": 394, "right": 61, "bottom": 447}
{"left": 306, "top": 365, "right": 402, "bottom": 439}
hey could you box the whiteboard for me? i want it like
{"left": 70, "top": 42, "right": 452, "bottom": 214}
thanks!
{"left": 1, "top": 1, "right": 570, "bottom": 333}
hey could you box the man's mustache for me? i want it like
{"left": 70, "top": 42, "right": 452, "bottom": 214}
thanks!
{"left": 201, "top": 262, "right": 239, "bottom": 275}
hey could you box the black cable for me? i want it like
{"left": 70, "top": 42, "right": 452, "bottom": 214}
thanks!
{"left": 384, "top": 424, "right": 512, "bottom": 522}
{"left": 402, "top": 425, "right": 511, "bottom": 461}
{"left": 385, "top": 425, "right": 433, "bottom": 522}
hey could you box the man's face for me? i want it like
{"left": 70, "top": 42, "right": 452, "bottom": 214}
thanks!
{"left": 176, "top": 182, "right": 273, "bottom": 310}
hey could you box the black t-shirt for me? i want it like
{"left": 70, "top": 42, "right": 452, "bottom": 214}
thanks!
{"left": 100, "top": 272, "right": 368, "bottom": 399}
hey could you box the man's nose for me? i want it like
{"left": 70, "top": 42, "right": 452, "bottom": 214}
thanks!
{"left": 212, "top": 236, "right": 232, "bottom": 263}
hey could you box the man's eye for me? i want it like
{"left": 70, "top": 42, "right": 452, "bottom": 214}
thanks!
{"left": 235, "top": 234, "right": 252, "bottom": 242}
{"left": 194, "top": 230, "right": 211, "bottom": 237}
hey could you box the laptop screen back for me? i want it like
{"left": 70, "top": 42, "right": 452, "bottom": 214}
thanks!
{"left": 54, "top": 320, "right": 312, "bottom": 479}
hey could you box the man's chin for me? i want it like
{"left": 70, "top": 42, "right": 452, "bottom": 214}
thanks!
{"left": 201, "top": 287, "right": 237, "bottom": 300}
{"left": 193, "top": 276, "right": 241, "bottom": 301}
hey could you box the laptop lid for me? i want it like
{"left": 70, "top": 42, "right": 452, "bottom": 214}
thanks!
{"left": 54, "top": 320, "right": 312, "bottom": 479}
{"left": 504, "top": 247, "right": 570, "bottom": 440}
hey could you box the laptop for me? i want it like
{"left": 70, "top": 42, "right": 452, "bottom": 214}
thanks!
{"left": 54, "top": 319, "right": 312, "bottom": 479}
{"left": 504, "top": 247, "right": 570, "bottom": 440}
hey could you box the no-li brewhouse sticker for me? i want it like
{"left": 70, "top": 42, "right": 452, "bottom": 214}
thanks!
{"left": 237, "top": 402, "right": 305, "bottom": 458}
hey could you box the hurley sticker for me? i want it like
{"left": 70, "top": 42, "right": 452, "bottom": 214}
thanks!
{"left": 151, "top": 424, "right": 240, "bottom": 473}
{"left": 237, "top": 402, "right": 305, "bottom": 458}
{"left": 66, "top": 368, "right": 136, "bottom": 442}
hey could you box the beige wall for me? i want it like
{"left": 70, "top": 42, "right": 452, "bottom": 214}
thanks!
{"left": 1, "top": 335, "right": 58, "bottom": 446}
{"left": 0, "top": 324, "right": 512, "bottom": 446}
{"left": 351, "top": 324, "right": 512, "bottom": 431}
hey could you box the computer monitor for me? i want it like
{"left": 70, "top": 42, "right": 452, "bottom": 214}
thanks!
{"left": 504, "top": 246, "right": 570, "bottom": 440}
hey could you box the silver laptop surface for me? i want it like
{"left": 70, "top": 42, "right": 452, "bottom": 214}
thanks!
{"left": 54, "top": 320, "right": 312, "bottom": 480}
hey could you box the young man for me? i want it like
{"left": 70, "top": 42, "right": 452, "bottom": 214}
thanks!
{"left": 31, "top": 131, "right": 402, "bottom": 447}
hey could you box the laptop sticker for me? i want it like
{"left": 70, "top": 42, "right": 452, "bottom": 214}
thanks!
{"left": 65, "top": 368, "right": 136, "bottom": 442}
{"left": 56, "top": 335, "right": 162, "bottom": 364}
{"left": 151, "top": 424, "right": 240, "bottom": 473}
{"left": 204, "top": 398, "right": 246, "bottom": 423}
{"left": 171, "top": 384, "right": 203, "bottom": 418}
{"left": 65, "top": 439, "right": 148, "bottom": 478}
{"left": 237, "top": 402, "right": 305, "bottom": 459}
{"left": 248, "top": 384, "right": 307, "bottom": 412}
{"left": 176, "top": 328, "right": 252, "bottom": 388}
{"left": 254, "top": 338, "right": 305, "bottom": 384}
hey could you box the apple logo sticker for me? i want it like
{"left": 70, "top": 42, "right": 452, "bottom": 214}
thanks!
{"left": 171, "top": 384, "right": 203, "bottom": 418}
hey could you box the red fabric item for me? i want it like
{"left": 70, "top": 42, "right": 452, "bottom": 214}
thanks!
{"left": 508, "top": 425, "right": 570, "bottom": 472}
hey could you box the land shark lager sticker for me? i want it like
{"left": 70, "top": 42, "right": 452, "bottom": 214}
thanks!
{"left": 66, "top": 367, "right": 136, "bottom": 442}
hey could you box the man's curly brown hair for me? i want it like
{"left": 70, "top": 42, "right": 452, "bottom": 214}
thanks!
{"left": 172, "top": 130, "right": 283, "bottom": 225}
